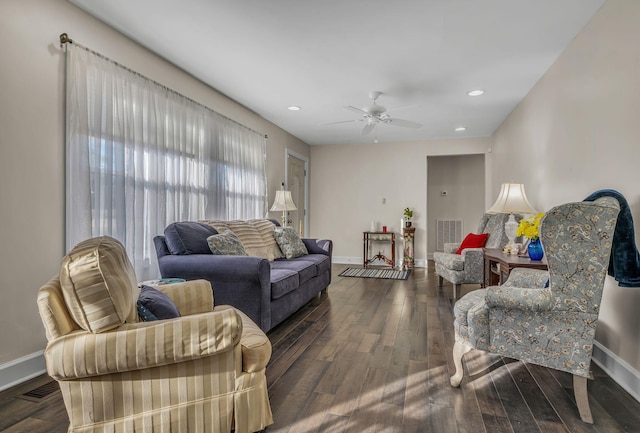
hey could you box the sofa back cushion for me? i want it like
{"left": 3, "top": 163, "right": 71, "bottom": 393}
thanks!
{"left": 201, "top": 219, "right": 284, "bottom": 260}
{"left": 59, "top": 236, "right": 139, "bottom": 333}
{"left": 248, "top": 219, "right": 284, "bottom": 260}
{"left": 164, "top": 222, "right": 218, "bottom": 255}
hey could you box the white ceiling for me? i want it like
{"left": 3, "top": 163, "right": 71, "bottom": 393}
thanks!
{"left": 69, "top": 0, "right": 606, "bottom": 145}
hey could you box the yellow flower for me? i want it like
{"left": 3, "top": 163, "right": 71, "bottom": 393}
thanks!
{"left": 516, "top": 213, "right": 544, "bottom": 240}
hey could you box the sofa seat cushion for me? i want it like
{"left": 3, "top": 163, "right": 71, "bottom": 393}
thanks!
{"left": 432, "top": 251, "right": 465, "bottom": 271}
{"left": 270, "top": 268, "right": 299, "bottom": 300}
{"left": 271, "top": 259, "right": 317, "bottom": 285}
{"left": 300, "top": 254, "right": 331, "bottom": 275}
{"left": 282, "top": 254, "right": 330, "bottom": 276}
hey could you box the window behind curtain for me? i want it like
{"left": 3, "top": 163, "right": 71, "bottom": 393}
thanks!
{"left": 65, "top": 44, "right": 267, "bottom": 280}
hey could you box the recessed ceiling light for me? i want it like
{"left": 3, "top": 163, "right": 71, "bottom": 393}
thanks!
{"left": 455, "top": 127, "right": 467, "bottom": 132}
{"left": 467, "top": 89, "right": 484, "bottom": 96}
{"left": 287, "top": 106, "right": 301, "bottom": 111}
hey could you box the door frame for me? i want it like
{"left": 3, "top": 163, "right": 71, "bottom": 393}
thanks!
{"left": 285, "top": 148, "right": 309, "bottom": 237}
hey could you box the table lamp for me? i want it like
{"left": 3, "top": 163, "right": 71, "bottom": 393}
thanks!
{"left": 487, "top": 183, "right": 538, "bottom": 249}
{"left": 270, "top": 183, "right": 297, "bottom": 227}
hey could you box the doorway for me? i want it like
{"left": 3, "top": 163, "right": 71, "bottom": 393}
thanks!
{"left": 426, "top": 154, "right": 485, "bottom": 258}
{"left": 286, "top": 150, "right": 308, "bottom": 236}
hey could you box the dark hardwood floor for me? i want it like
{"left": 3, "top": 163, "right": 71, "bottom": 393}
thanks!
{"left": 2, "top": 263, "right": 639, "bottom": 432}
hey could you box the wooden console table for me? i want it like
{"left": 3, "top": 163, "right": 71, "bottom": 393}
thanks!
{"left": 483, "top": 248, "right": 547, "bottom": 287}
{"left": 363, "top": 231, "right": 395, "bottom": 268}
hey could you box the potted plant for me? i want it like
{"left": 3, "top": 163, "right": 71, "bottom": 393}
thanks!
{"left": 403, "top": 207, "right": 413, "bottom": 227}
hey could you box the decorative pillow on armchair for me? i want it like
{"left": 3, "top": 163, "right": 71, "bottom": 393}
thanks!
{"left": 455, "top": 233, "right": 490, "bottom": 254}
{"left": 206, "top": 230, "right": 248, "bottom": 256}
{"left": 137, "top": 285, "right": 181, "bottom": 320}
{"left": 59, "top": 236, "right": 139, "bottom": 333}
{"left": 273, "top": 227, "right": 308, "bottom": 259}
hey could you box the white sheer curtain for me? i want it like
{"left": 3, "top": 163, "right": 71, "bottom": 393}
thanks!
{"left": 66, "top": 44, "right": 267, "bottom": 280}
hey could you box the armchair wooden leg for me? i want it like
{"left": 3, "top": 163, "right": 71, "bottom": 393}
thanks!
{"left": 438, "top": 275, "right": 443, "bottom": 288}
{"left": 450, "top": 341, "right": 472, "bottom": 387}
{"left": 453, "top": 283, "right": 460, "bottom": 300}
{"left": 573, "top": 375, "right": 593, "bottom": 424}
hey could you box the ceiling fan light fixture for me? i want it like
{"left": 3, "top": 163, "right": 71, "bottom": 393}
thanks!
{"left": 467, "top": 89, "right": 484, "bottom": 96}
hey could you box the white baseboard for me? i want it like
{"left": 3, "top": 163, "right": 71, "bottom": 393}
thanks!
{"left": 0, "top": 351, "right": 46, "bottom": 392}
{"left": 333, "top": 256, "right": 426, "bottom": 268}
{"left": 592, "top": 341, "right": 640, "bottom": 403}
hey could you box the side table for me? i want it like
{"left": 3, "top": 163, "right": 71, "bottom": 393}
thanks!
{"left": 402, "top": 227, "right": 415, "bottom": 270}
{"left": 363, "top": 231, "right": 395, "bottom": 268}
{"left": 483, "top": 248, "right": 547, "bottom": 287}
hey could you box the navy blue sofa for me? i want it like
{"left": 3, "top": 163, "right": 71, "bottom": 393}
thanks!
{"left": 153, "top": 221, "right": 332, "bottom": 332}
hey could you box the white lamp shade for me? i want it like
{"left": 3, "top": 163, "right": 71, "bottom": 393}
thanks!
{"left": 487, "top": 183, "right": 538, "bottom": 215}
{"left": 270, "top": 190, "right": 297, "bottom": 212}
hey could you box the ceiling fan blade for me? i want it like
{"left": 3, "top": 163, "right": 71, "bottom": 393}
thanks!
{"left": 321, "top": 119, "right": 360, "bottom": 126}
{"left": 385, "top": 104, "right": 420, "bottom": 114}
{"left": 385, "top": 118, "right": 422, "bottom": 128}
{"left": 345, "top": 105, "right": 368, "bottom": 115}
{"left": 361, "top": 122, "right": 376, "bottom": 135}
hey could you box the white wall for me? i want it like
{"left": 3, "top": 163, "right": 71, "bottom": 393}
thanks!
{"left": 309, "top": 138, "right": 490, "bottom": 266}
{"left": 0, "top": 0, "right": 310, "bottom": 380}
{"left": 491, "top": 0, "right": 640, "bottom": 385}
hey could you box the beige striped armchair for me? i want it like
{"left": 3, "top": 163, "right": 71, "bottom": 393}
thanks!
{"left": 37, "top": 236, "right": 273, "bottom": 433}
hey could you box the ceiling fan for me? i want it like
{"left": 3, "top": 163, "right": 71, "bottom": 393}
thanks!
{"left": 325, "top": 91, "right": 422, "bottom": 136}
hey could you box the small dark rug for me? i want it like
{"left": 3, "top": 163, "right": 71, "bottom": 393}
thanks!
{"left": 339, "top": 267, "right": 410, "bottom": 280}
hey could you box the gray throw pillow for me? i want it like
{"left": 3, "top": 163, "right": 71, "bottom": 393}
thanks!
{"left": 273, "top": 227, "right": 308, "bottom": 259}
{"left": 207, "top": 230, "right": 248, "bottom": 255}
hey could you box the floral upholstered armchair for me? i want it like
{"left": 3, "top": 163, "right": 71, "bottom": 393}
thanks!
{"left": 450, "top": 197, "right": 620, "bottom": 424}
{"left": 37, "top": 236, "right": 273, "bottom": 433}
{"left": 433, "top": 212, "right": 511, "bottom": 299}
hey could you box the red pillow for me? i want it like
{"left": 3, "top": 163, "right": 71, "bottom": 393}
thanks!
{"left": 455, "top": 233, "right": 489, "bottom": 254}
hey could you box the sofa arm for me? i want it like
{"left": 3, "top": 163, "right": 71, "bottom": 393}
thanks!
{"left": 302, "top": 238, "right": 333, "bottom": 256}
{"left": 461, "top": 247, "right": 484, "bottom": 266}
{"left": 157, "top": 279, "right": 214, "bottom": 316}
{"left": 45, "top": 306, "right": 242, "bottom": 380}
{"left": 502, "top": 268, "right": 549, "bottom": 289}
{"left": 157, "top": 254, "right": 272, "bottom": 330}
{"left": 157, "top": 254, "right": 269, "bottom": 286}
{"left": 486, "top": 286, "right": 554, "bottom": 311}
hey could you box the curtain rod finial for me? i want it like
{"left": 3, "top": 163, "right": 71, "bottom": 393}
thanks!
{"left": 60, "top": 33, "right": 72, "bottom": 44}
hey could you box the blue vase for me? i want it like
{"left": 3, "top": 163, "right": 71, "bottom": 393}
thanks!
{"left": 528, "top": 238, "right": 544, "bottom": 260}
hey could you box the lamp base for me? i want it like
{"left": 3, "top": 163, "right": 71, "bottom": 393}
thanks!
{"left": 504, "top": 213, "right": 518, "bottom": 248}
